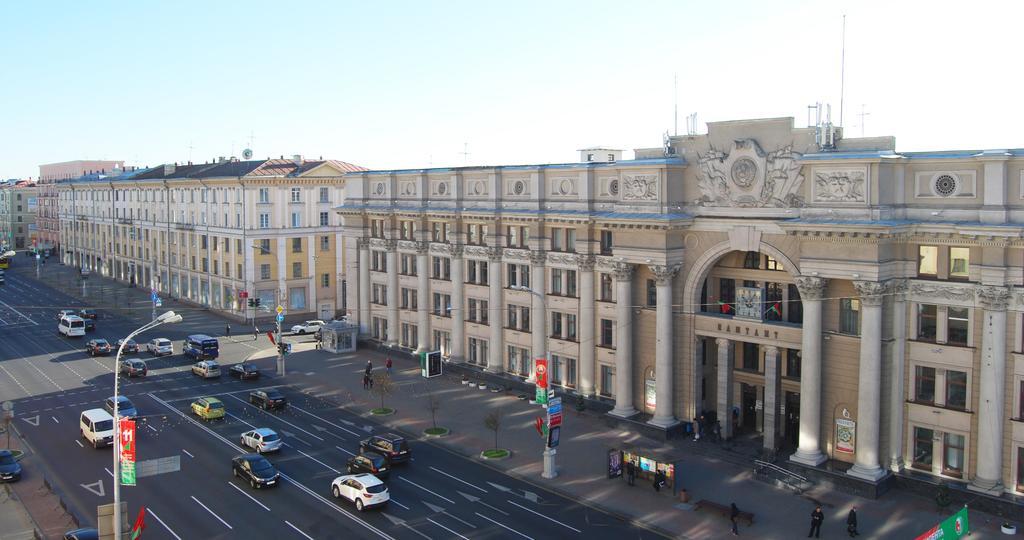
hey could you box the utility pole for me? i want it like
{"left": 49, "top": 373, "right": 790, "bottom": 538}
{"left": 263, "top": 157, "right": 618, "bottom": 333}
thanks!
{"left": 275, "top": 301, "right": 286, "bottom": 376}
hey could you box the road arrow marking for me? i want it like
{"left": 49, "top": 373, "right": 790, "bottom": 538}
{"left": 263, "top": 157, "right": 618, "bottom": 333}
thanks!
{"left": 422, "top": 501, "right": 476, "bottom": 529}
{"left": 457, "top": 490, "right": 509, "bottom": 516}
{"left": 487, "top": 481, "right": 512, "bottom": 493}
{"left": 381, "top": 513, "right": 432, "bottom": 539}
{"left": 522, "top": 490, "right": 540, "bottom": 503}
{"left": 423, "top": 501, "right": 445, "bottom": 513}
{"left": 22, "top": 415, "right": 39, "bottom": 426}
{"left": 81, "top": 479, "right": 105, "bottom": 497}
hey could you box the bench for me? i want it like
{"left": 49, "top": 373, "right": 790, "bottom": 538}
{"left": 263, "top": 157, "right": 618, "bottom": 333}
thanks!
{"left": 694, "top": 500, "right": 755, "bottom": 526}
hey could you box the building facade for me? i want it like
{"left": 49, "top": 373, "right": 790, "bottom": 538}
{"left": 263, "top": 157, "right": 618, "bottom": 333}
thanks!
{"left": 337, "top": 117, "right": 1024, "bottom": 496}
{"left": 39, "top": 160, "right": 124, "bottom": 255}
{"left": 58, "top": 157, "right": 363, "bottom": 319}
{"left": 0, "top": 181, "right": 38, "bottom": 250}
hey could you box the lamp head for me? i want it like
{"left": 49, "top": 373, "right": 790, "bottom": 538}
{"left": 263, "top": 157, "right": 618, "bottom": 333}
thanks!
{"left": 156, "top": 310, "right": 182, "bottom": 323}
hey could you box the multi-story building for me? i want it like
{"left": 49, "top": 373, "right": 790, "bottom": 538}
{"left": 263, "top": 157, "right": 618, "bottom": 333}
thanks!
{"left": 338, "top": 116, "right": 1024, "bottom": 497}
{"left": 58, "top": 156, "right": 364, "bottom": 319}
{"left": 39, "top": 160, "right": 124, "bottom": 255}
{"left": 0, "top": 180, "right": 39, "bottom": 250}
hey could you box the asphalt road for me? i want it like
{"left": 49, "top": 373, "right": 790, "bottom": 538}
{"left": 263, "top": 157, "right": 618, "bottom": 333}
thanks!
{"left": 0, "top": 263, "right": 661, "bottom": 540}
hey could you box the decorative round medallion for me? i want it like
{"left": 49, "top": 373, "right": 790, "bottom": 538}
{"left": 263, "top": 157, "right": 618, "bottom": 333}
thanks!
{"left": 730, "top": 158, "right": 758, "bottom": 189}
{"left": 402, "top": 183, "right": 416, "bottom": 196}
{"left": 375, "top": 183, "right": 385, "bottom": 195}
{"left": 934, "top": 174, "right": 958, "bottom": 197}
{"left": 473, "top": 181, "right": 485, "bottom": 195}
{"left": 513, "top": 180, "right": 525, "bottom": 195}
{"left": 609, "top": 179, "right": 619, "bottom": 196}
{"left": 437, "top": 182, "right": 448, "bottom": 195}
{"left": 559, "top": 179, "right": 572, "bottom": 195}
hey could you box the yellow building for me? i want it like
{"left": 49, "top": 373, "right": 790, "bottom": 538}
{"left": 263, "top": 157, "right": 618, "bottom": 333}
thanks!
{"left": 58, "top": 156, "right": 364, "bottom": 320}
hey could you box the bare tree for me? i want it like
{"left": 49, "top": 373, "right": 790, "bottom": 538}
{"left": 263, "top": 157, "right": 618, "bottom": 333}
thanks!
{"left": 484, "top": 408, "right": 503, "bottom": 449}
{"left": 370, "top": 372, "right": 394, "bottom": 410}
{"left": 425, "top": 388, "right": 441, "bottom": 429}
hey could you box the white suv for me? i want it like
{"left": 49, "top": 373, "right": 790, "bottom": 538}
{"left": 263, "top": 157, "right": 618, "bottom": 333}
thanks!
{"left": 58, "top": 315, "right": 86, "bottom": 337}
{"left": 291, "top": 320, "right": 326, "bottom": 335}
{"left": 331, "top": 473, "right": 389, "bottom": 511}
{"left": 147, "top": 338, "right": 173, "bottom": 356}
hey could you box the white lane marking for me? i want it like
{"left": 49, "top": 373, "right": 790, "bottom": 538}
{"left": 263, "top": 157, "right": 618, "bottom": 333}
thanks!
{"left": 147, "top": 508, "right": 183, "bottom": 540}
{"left": 400, "top": 477, "right": 455, "bottom": 504}
{"left": 427, "top": 518, "right": 469, "bottom": 540}
{"left": 146, "top": 424, "right": 158, "bottom": 432}
{"left": 223, "top": 395, "right": 325, "bottom": 441}
{"left": 336, "top": 445, "right": 356, "bottom": 456}
{"left": 0, "top": 364, "right": 30, "bottom": 397}
{"left": 429, "top": 466, "right": 488, "bottom": 493}
{"left": 288, "top": 404, "right": 363, "bottom": 437}
{"left": 51, "top": 416, "right": 59, "bottom": 423}
{"left": 0, "top": 299, "right": 38, "bottom": 326}
{"left": 182, "top": 449, "right": 194, "bottom": 458}
{"left": 389, "top": 498, "right": 410, "bottom": 510}
{"left": 475, "top": 513, "right": 534, "bottom": 540}
{"left": 104, "top": 467, "right": 113, "bottom": 478}
{"left": 286, "top": 520, "right": 315, "bottom": 540}
{"left": 289, "top": 445, "right": 340, "bottom": 474}
{"left": 227, "top": 481, "right": 271, "bottom": 511}
{"left": 191, "top": 495, "right": 233, "bottom": 529}
{"left": 75, "top": 440, "right": 84, "bottom": 448}
{"left": 505, "top": 500, "right": 581, "bottom": 532}
{"left": 149, "top": 392, "right": 395, "bottom": 540}
{"left": 327, "top": 362, "right": 353, "bottom": 369}
{"left": 81, "top": 480, "right": 105, "bottom": 496}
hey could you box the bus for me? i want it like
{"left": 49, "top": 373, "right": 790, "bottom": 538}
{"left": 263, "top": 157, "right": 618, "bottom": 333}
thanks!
{"left": 184, "top": 334, "right": 220, "bottom": 360}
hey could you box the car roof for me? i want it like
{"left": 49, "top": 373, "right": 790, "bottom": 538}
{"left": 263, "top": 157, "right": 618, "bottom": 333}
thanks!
{"left": 124, "top": 358, "right": 144, "bottom": 363}
{"left": 63, "top": 315, "right": 84, "bottom": 321}
{"left": 235, "top": 453, "right": 264, "bottom": 462}
{"left": 93, "top": 338, "right": 109, "bottom": 343}
{"left": 153, "top": 338, "right": 170, "bottom": 342}
{"left": 81, "top": 408, "right": 113, "bottom": 421}
{"left": 379, "top": 433, "right": 404, "bottom": 441}
{"left": 0, "top": 450, "right": 12, "bottom": 458}
{"left": 348, "top": 473, "right": 383, "bottom": 486}
{"left": 198, "top": 396, "right": 222, "bottom": 403}
{"left": 252, "top": 428, "right": 276, "bottom": 436}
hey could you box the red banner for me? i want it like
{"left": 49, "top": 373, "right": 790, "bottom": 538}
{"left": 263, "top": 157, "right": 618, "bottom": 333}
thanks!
{"left": 535, "top": 358, "right": 548, "bottom": 389}
{"left": 267, "top": 331, "right": 276, "bottom": 345}
{"left": 120, "top": 418, "right": 136, "bottom": 462}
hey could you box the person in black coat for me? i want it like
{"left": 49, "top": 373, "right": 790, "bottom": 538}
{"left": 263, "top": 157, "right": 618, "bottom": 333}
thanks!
{"left": 847, "top": 506, "right": 859, "bottom": 537}
{"left": 625, "top": 460, "right": 636, "bottom": 486}
{"left": 808, "top": 505, "right": 824, "bottom": 538}
{"left": 730, "top": 502, "right": 740, "bottom": 535}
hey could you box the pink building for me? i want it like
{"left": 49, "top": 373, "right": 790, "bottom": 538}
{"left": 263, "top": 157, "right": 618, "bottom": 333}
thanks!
{"left": 37, "top": 160, "right": 123, "bottom": 255}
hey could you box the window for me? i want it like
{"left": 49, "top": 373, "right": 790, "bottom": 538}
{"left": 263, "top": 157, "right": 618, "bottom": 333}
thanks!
{"left": 766, "top": 255, "right": 783, "bottom": 271}
{"left": 551, "top": 228, "right": 563, "bottom": 251}
{"left": 943, "top": 433, "right": 964, "bottom": 478}
{"left": 1020, "top": 381, "right": 1024, "bottom": 420}
{"left": 787, "top": 283, "right": 803, "bottom": 323}
{"left": 401, "top": 288, "right": 418, "bottom": 310}
{"left": 431, "top": 222, "right": 448, "bottom": 242}
{"left": 321, "top": 273, "right": 330, "bottom": 288}
{"left": 565, "top": 270, "right": 577, "bottom": 297}
{"left": 600, "top": 319, "right": 614, "bottom": 347}
{"left": 646, "top": 279, "right": 657, "bottom": 307}
{"left": 433, "top": 330, "right": 451, "bottom": 358}
{"left": 432, "top": 293, "right": 451, "bottom": 316}
{"left": 912, "top": 427, "right": 934, "bottom": 470}
{"left": 432, "top": 257, "right": 450, "bottom": 280}
{"left": 946, "top": 370, "right": 967, "bottom": 410}
{"left": 506, "top": 263, "right": 529, "bottom": 288}
{"left": 292, "top": 262, "right": 302, "bottom": 278}
{"left": 507, "top": 346, "right": 530, "bottom": 376}
{"left": 319, "top": 187, "right": 329, "bottom": 203}
{"left": 917, "top": 304, "right": 937, "bottom": 341}
{"left": 259, "top": 213, "right": 270, "bottom": 229}
{"left": 743, "top": 251, "right": 760, "bottom": 269}
{"left": 291, "top": 212, "right": 301, "bottom": 227}
{"left": 372, "top": 284, "right": 387, "bottom": 305}
{"left": 785, "top": 349, "right": 801, "bottom": 379}
{"left": 292, "top": 238, "right": 302, "bottom": 253}
{"left": 259, "top": 239, "right": 271, "bottom": 254}
{"left": 551, "top": 269, "right": 563, "bottom": 295}
{"left": 552, "top": 355, "right": 577, "bottom": 388}
{"left": 260, "top": 264, "right": 271, "bottom": 280}
{"left": 947, "top": 307, "right": 969, "bottom": 346}
{"left": 320, "top": 236, "right": 330, "bottom": 251}
{"left": 566, "top": 314, "right": 577, "bottom": 340}
{"left": 259, "top": 188, "right": 270, "bottom": 203}
{"left": 949, "top": 248, "right": 969, "bottom": 280}
{"left": 1018, "top": 447, "right": 1024, "bottom": 492}
{"left": 551, "top": 312, "right": 562, "bottom": 338}
{"left": 319, "top": 212, "right": 329, "bottom": 226}
{"left": 600, "top": 230, "right": 613, "bottom": 255}
{"left": 742, "top": 342, "right": 759, "bottom": 371}
{"left": 839, "top": 298, "right": 860, "bottom": 335}
{"left": 506, "top": 226, "right": 527, "bottom": 248}
{"left": 600, "top": 365, "right": 614, "bottom": 397}
{"left": 290, "top": 187, "right": 301, "bottom": 202}
{"left": 507, "top": 305, "right": 517, "bottom": 328}
{"left": 918, "top": 246, "right": 938, "bottom": 277}
{"left": 506, "top": 305, "right": 530, "bottom": 331}
{"left": 600, "top": 273, "right": 613, "bottom": 301}
{"left": 915, "top": 366, "right": 936, "bottom": 404}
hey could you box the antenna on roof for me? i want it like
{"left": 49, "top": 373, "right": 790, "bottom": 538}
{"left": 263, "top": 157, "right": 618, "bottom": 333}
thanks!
{"left": 686, "top": 113, "right": 698, "bottom": 136}
{"left": 857, "top": 104, "right": 870, "bottom": 137}
{"left": 839, "top": 13, "right": 847, "bottom": 127}
{"left": 673, "top": 73, "right": 678, "bottom": 136}
{"left": 459, "top": 143, "right": 471, "bottom": 165}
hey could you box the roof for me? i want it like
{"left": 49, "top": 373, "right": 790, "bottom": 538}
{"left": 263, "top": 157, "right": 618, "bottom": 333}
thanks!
{"left": 333, "top": 202, "right": 692, "bottom": 221}
{"left": 61, "top": 158, "right": 366, "bottom": 184}
{"left": 802, "top": 148, "right": 1024, "bottom": 161}
{"left": 351, "top": 157, "right": 685, "bottom": 176}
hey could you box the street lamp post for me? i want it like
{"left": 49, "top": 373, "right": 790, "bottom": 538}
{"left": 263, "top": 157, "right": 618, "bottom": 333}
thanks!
{"left": 113, "top": 310, "right": 182, "bottom": 539}
{"left": 512, "top": 285, "right": 557, "bottom": 479}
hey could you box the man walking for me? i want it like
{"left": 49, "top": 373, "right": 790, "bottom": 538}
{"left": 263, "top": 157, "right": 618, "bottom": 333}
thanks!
{"left": 386, "top": 356, "right": 393, "bottom": 376}
{"left": 365, "top": 360, "right": 373, "bottom": 376}
{"left": 225, "top": 324, "right": 231, "bottom": 339}
{"left": 625, "top": 460, "right": 636, "bottom": 486}
{"left": 847, "top": 506, "right": 859, "bottom": 537}
{"left": 362, "top": 373, "right": 370, "bottom": 390}
{"left": 253, "top": 326, "right": 259, "bottom": 341}
{"left": 808, "top": 505, "right": 824, "bottom": 538}
{"left": 730, "top": 502, "right": 740, "bottom": 536}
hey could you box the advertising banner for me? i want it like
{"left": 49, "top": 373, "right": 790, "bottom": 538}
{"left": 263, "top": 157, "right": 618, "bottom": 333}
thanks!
{"left": 534, "top": 357, "right": 548, "bottom": 405}
{"left": 607, "top": 449, "right": 623, "bottom": 478}
{"left": 835, "top": 418, "right": 856, "bottom": 454}
{"left": 915, "top": 507, "right": 969, "bottom": 540}
{"left": 119, "top": 418, "right": 136, "bottom": 486}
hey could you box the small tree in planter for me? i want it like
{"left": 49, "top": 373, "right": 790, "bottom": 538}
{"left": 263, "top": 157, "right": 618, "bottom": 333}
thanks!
{"left": 370, "top": 372, "right": 395, "bottom": 414}
{"left": 423, "top": 388, "right": 448, "bottom": 436}
{"left": 483, "top": 408, "right": 504, "bottom": 454}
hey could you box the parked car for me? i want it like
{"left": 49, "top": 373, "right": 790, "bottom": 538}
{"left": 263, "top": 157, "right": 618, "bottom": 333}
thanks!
{"left": 359, "top": 433, "right": 410, "bottom": 464}
{"left": 330, "top": 473, "right": 389, "bottom": 511}
{"left": 229, "top": 363, "right": 260, "bottom": 380}
{"left": 240, "top": 428, "right": 282, "bottom": 453}
{"left": 191, "top": 360, "right": 221, "bottom": 378}
{"left": 115, "top": 338, "right": 138, "bottom": 353}
{"left": 119, "top": 358, "right": 147, "bottom": 378}
{"left": 146, "top": 338, "right": 173, "bottom": 356}
{"left": 190, "top": 397, "right": 225, "bottom": 421}
{"left": 249, "top": 389, "right": 287, "bottom": 410}
{"left": 290, "top": 320, "right": 326, "bottom": 335}
{"left": 0, "top": 450, "right": 23, "bottom": 482}
{"left": 63, "top": 529, "right": 99, "bottom": 540}
{"left": 78, "top": 309, "right": 98, "bottom": 320}
{"left": 104, "top": 396, "right": 138, "bottom": 420}
{"left": 83, "top": 318, "right": 95, "bottom": 332}
{"left": 346, "top": 452, "right": 390, "bottom": 479}
{"left": 232, "top": 454, "right": 280, "bottom": 489}
{"left": 85, "top": 339, "right": 112, "bottom": 356}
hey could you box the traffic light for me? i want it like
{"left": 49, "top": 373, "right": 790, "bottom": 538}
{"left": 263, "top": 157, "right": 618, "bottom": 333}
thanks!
{"left": 247, "top": 298, "right": 255, "bottom": 308}
{"left": 254, "top": 298, "right": 262, "bottom": 308}
{"left": 277, "top": 342, "right": 291, "bottom": 356}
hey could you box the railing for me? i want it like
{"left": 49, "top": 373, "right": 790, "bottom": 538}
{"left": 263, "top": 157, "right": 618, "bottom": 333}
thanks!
{"left": 753, "top": 459, "right": 812, "bottom": 493}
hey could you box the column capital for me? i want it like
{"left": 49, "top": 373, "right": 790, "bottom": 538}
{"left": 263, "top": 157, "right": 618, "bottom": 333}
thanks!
{"left": 529, "top": 250, "right": 547, "bottom": 266}
{"left": 793, "top": 276, "right": 828, "bottom": 300}
{"left": 356, "top": 237, "right": 371, "bottom": 250}
{"left": 888, "top": 278, "right": 909, "bottom": 300}
{"left": 383, "top": 239, "right": 398, "bottom": 252}
{"left": 450, "top": 244, "right": 465, "bottom": 259}
{"left": 715, "top": 337, "right": 731, "bottom": 349}
{"left": 486, "top": 246, "right": 503, "bottom": 262}
{"left": 650, "top": 263, "right": 682, "bottom": 285}
{"left": 575, "top": 254, "right": 596, "bottom": 272}
{"left": 612, "top": 261, "right": 634, "bottom": 282}
{"left": 414, "top": 241, "right": 430, "bottom": 255}
{"left": 763, "top": 344, "right": 780, "bottom": 357}
{"left": 977, "top": 285, "right": 1010, "bottom": 311}
{"left": 853, "top": 280, "right": 886, "bottom": 307}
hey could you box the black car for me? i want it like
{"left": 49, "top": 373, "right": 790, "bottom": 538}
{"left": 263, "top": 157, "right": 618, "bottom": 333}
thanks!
{"left": 346, "top": 452, "right": 390, "bottom": 479}
{"left": 78, "top": 309, "right": 98, "bottom": 320}
{"left": 230, "top": 363, "right": 260, "bottom": 380}
{"left": 231, "top": 454, "right": 279, "bottom": 489}
{"left": 359, "top": 433, "right": 410, "bottom": 464}
{"left": 63, "top": 528, "right": 99, "bottom": 540}
{"left": 115, "top": 338, "right": 138, "bottom": 353}
{"left": 249, "top": 389, "right": 287, "bottom": 410}
{"left": 83, "top": 318, "right": 96, "bottom": 332}
{"left": 0, "top": 450, "right": 22, "bottom": 482}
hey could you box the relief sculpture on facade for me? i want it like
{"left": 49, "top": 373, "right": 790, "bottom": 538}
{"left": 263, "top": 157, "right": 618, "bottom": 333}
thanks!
{"left": 813, "top": 169, "right": 866, "bottom": 203}
{"left": 621, "top": 174, "right": 658, "bottom": 201}
{"left": 697, "top": 138, "right": 804, "bottom": 208}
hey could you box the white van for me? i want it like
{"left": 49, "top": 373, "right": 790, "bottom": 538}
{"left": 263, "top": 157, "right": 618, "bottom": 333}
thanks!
{"left": 59, "top": 315, "right": 86, "bottom": 337}
{"left": 80, "top": 408, "right": 114, "bottom": 448}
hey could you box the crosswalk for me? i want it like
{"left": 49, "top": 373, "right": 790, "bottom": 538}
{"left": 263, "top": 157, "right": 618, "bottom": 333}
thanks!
{"left": 0, "top": 298, "right": 38, "bottom": 328}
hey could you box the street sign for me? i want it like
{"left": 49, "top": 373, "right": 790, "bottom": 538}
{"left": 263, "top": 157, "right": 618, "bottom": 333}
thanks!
{"left": 548, "top": 402, "right": 562, "bottom": 416}
{"left": 276, "top": 305, "right": 284, "bottom": 314}
{"left": 1, "top": 401, "right": 12, "bottom": 412}
{"left": 150, "top": 291, "right": 158, "bottom": 301}
{"left": 120, "top": 418, "right": 136, "bottom": 486}
{"left": 276, "top": 314, "right": 284, "bottom": 323}
{"left": 239, "top": 290, "right": 248, "bottom": 299}
{"left": 546, "top": 426, "right": 560, "bottom": 449}
{"left": 155, "top": 298, "right": 162, "bottom": 307}
{"left": 549, "top": 413, "right": 562, "bottom": 428}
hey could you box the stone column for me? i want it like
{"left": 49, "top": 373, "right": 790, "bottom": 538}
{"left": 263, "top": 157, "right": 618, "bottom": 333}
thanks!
{"left": 848, "top": 281, "right": 887, "bottom": 481}
{"left": 790, "top": 276, "right": 828, "bottom": 467}
{"left": 450, "top": 245, "right": 466, "bottom": 363}
{"left": 716, "top": 338, "right": 735, "bottom": 439}
{"left": 307, "top": 234, "right": 317, "bottom": 316}
{"left": 577, "top": 255, "right": 596, "bottom": 396}
{"left": 609, "top": 262, "right": 638, "bottom": 418}
{"left": 888, "top": 280, "right": 908, "bottom": 472}
{"left": 970, "top": 286, "right": 1010, "bottom": 494}
{"left": 357, "top": 238, "right": 370, "bottom": 335}
{"left": 415, "top": 242, "right": 430, "bottom": 353}
{"left": 486, "top": 247, "right": 504, "bottom": 373}
{"left": 385, "top": 240, "right": 399, "bottom": 346}
{"left": 276, "top": 236, "right": 287, "bottom": 307}
{"left": 649, "top": 263, "right": 681, "bottom": 428}
{"left": 763, "top": 345, "right": 780, "bottom": 453}
{"left": 528, "top": 250, "right": 547, "bottom": 380}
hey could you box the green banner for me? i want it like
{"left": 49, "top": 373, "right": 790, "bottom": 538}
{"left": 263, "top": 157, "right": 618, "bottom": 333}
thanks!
{"left": 121, "top": 460, "right": 136, "bottom": 486}
{"left": 915, "top": 506, "right": 968, "bottom": 540}
{"left": 535, "top": 387, "right": 548, "bottom": 405}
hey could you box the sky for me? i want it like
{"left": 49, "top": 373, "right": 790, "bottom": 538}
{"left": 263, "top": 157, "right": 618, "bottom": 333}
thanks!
{"left": 2, "top": 0, "right": 1022, "bottom": 179}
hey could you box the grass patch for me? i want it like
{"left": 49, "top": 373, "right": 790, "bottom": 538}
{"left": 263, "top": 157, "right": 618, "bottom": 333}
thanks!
{"left": 370, "top": 407, "right": 395, "bottom": 416}
{"left": 481, "top": 448, "right": 510, "bottom": 460}
{"left": 423, "top": 427, "right": 450, "bottom": 437}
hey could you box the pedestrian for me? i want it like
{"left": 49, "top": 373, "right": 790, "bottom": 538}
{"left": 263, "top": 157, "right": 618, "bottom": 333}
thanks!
{"left": 696, "top": 414, "right": 706, "bottom": 441}
{"left": 253, "top": 326, "right": 259, "bottom": 341}
{"left": 847, "top": 506, "right": 859, "bottom": 537}
{"left": 225, "top": 324, "right": 231, "bottom": 338}
{"left": 808, "top": 505, "right": 824, "bottom": 538}
{"left": 362, "top": 373, "right": 369, "bottom": 390}
{"left": 730, "top": 502, "right": 740, "bottom": 535}
{"left": 365, "top": 360, "right": 373, "bottom": 376}
{"left": 652, "top": 469, "right": 664, "bottom": 493}
{"left": 315, "top": 331, "right": 322, "bottom": 350}
{"left": 625, "top": 460, "right": 636, "bottom": 486}
{"left": 386, "top": 356, "right": 393, "bottom": 376}
{"left": 368, "top": 374, "right": 374, "bottom": 389}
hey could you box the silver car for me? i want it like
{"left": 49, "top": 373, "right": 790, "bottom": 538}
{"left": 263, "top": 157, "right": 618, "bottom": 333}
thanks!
{"left": 147, "top": 338, "right": 173, "bottom": 356}
{"left": 240, "top": 428, "right": 282, "bottom": 453}
{"left": 191, "top": 360, "right": 221, "bottom": 378}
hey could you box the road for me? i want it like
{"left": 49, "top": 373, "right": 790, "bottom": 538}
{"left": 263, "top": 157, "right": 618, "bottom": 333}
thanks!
{"left": 0, "top": 262, "right": 661, "bottom": 540}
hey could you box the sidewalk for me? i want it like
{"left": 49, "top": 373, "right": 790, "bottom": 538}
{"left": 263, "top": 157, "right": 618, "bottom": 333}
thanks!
{"left": 1, "top": 424, "right": 84, "bottom": 539}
